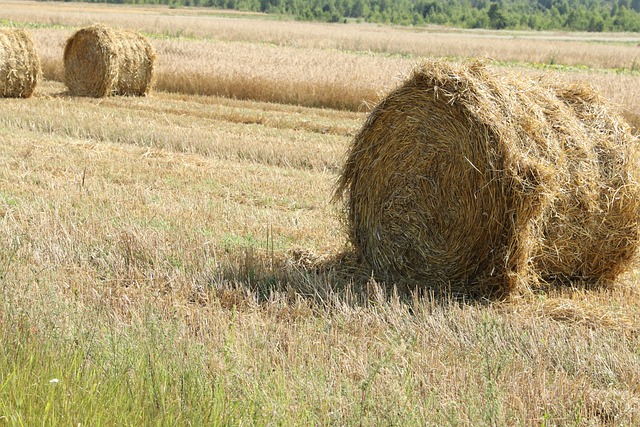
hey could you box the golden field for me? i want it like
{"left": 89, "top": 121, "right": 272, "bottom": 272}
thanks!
{"left": 1, "top": 1, "right": 640, "bottom": 425}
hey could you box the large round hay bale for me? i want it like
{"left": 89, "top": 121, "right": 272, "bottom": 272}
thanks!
{"left": 0, "top": 28, "right": 41, "bottom": 98}
{"left": 63, "top": 24, "right": 156, "bottom": 97}
{"left": 335, "top": 60, "right": 640, "bottom": 297}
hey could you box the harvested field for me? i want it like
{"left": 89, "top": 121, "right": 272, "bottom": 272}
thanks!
{"left": 1, "top": 2, "right": 640, "bottom": 425}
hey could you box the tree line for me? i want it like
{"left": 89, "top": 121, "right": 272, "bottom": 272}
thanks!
{"left": 45, "top": 0, "right": 640, "bottom": 31}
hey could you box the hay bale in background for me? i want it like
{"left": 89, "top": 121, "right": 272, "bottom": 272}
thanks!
{"left": 335, "top": 59, "right": 640, "bottom": 297}
{"left": 63, "top": 24, "right": 156, "bottom": 97}
{"left": 0, "top": 28, "right": 41, "bottom": 98}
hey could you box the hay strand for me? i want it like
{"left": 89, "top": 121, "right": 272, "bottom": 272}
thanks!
{"left": 335, "top": 59, "right": 640, "bottom": 297}
{"left": 63, "top": 24, "right": 156, "bottom": 97}
{"left": 0, "top": 28, "right": 41, "bottom": 98}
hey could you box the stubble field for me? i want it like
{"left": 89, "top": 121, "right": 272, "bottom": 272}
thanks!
{"left": 1, "top": 1, "right": 640, "bottom": 425}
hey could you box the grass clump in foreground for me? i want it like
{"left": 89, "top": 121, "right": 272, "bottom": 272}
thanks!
{"left": 0, "top": 291, "right": 233, "bottom": 425}
{"left": 1, "top": 255, "right": 639, "bottom": 426}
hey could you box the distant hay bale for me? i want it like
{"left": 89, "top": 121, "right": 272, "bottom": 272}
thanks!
{"left": 0, "top": 28, "right": 41, "bottom": 98}
{"left": 63, "top": 24, "right": 156, "bottom": 97}
{"left": 335, "top": 59, "right": 640, "bottom": 297}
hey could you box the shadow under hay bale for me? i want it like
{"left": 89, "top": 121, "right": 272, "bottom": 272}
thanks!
{"left": 0, "top": 28, "right": 41, "bottom": 98}
{"left": 335, "top": 59, "right": 640, "bottom": 298}
{"left": 63, "top": 24, "right": 156, "bottom": 97}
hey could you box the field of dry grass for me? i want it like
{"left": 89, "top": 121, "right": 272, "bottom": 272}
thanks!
{"left": 2, "top": 1, "right": 640, "bottom": 425}
{"left": 5, "top": 0, "right": 640, "bottom": 118}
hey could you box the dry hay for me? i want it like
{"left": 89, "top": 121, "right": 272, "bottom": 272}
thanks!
{"left": 63, "top": 24, "right": 156, "bottom": 97}
{"left": 335, "top": 59, "right": 640, "bottom": 298}
{"left": 535, "top": 297, "right": 638, "bottom": 333}
{"left": 0, "top": 28, "right": 41, "bottom": 98}
{"left": 583, "top": 388, "right": 640, "bottom": 425}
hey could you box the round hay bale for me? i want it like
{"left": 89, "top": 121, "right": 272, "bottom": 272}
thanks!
{"left": 335, "top": 59, "right": 640, "bottom": 297}
{"left": 63, "top": 24, "right": 156, "bottom": 97}
{"left": 0, "top": 28, "right": 41, "bottom": 98}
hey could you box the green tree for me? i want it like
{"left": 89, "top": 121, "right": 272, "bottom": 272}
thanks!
{"left": 588, "top": 14, "right": 605, "bottom": 31}
{"left": 36, "top": 0, "right": 640, "bottom": 32}
{"left": 488, "top": 2, "right": 507, "bottom": 28}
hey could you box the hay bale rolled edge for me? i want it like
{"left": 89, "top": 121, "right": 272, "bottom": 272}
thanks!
{"left": 64, "top": 24, "right": 156, "bottom": 97}
{"left": 335, "top": 59, "right": 640, "bottom": 297}
{"left": 538, "top": 82, "right": 640, "bottom": 284}
{"left": 0, "top": 28, "right": 41, "bottom": 98}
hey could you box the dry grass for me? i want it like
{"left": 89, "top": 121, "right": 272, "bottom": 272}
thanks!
{"left": 23, "top": 26, "right": 640, "bottom": 123}
{"left": 28, "top": 27, "right": 407, "bottom": 110}
{"left": 0, "top": 80, "right": 348, "bottom": 312}
{"left": 3, "top": 0, "right": 638, "bottom": 114}
{"left": 5, "top": 80, "right": 356, "bottom": 171}
{"left": 3, "top": 79, "right": 639, "bottom": 426}
{"left": 4, "top": 0, "right": 640, "bottom": 70}
{"left": 1, "top": 2, "right": 640, "bottom": 425}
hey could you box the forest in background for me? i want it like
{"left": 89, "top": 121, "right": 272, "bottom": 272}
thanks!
{"left": 39, "top": 0, "right": 640, "bottom": 31}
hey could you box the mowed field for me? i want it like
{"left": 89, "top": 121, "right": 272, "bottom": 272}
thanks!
{"left": 2, "top": 1, "right": 640, "bottom": 425}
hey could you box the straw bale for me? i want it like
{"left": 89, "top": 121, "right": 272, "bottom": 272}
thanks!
{"left": 0, "top": 28, "right": 41, "bottom": 98}
{"left": 335, "top": 59, "right": 640, "bottom": 297}
{"left": 64, "top": 24, "right": 156, "bottom": 97}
